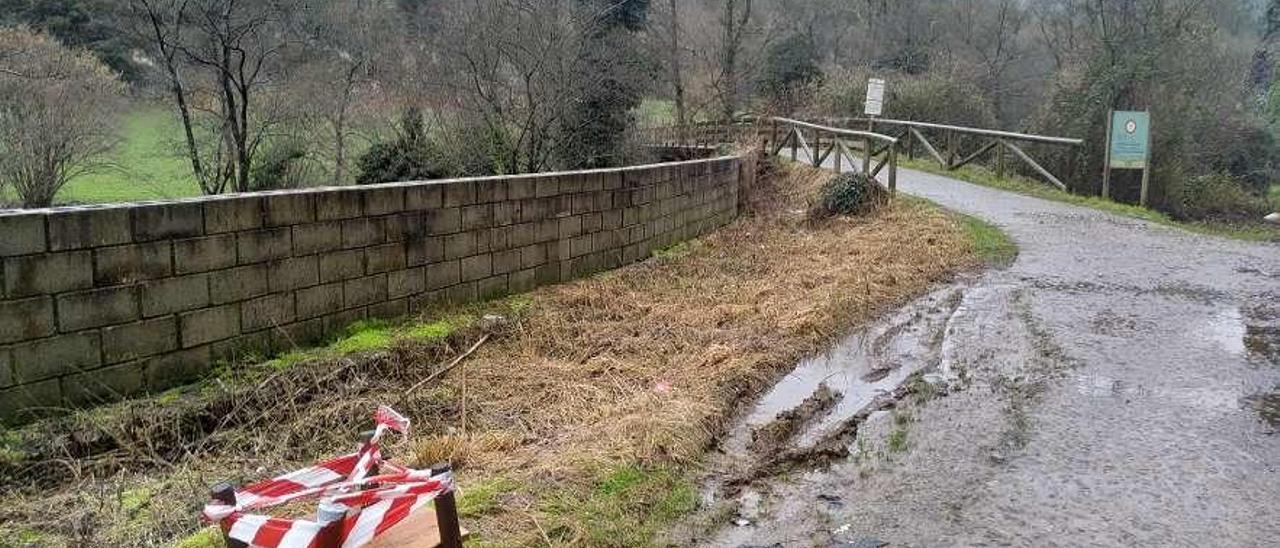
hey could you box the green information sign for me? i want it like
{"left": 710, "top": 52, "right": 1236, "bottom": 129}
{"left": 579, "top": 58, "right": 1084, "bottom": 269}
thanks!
{"left": 1108, "top": 111, "right": 1150, "bottom": 169}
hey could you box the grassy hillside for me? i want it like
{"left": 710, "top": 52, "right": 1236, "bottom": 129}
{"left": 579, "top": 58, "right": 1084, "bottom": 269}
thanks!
{"left": 61, "top": 107, "right": 202, "bottom": 204}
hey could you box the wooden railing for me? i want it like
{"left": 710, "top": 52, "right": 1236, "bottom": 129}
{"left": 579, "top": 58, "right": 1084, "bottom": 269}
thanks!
{"left": 765, "top": 117, "right": 900, "bottom": 194}
{"left": 828, "top": 117, "right": 1083, "bottom": 191}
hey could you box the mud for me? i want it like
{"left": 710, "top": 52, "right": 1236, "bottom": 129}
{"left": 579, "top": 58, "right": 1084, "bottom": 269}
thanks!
{"left": 682, "top": 157, "right": 1280, "bottom": 546}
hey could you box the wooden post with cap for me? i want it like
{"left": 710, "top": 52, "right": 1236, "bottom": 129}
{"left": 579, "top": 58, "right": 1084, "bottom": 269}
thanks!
{"left": 211, "top": 482, "right": 250, "bottom": 548}
{"left": 431, "top": 462, "right": 464, "bottom": 548}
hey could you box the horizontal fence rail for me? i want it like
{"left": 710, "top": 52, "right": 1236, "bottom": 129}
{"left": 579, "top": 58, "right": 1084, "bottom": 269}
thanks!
{"left": 765, "top": 117, "right": 900, "bottom": 194}
{"left": 827, "top": 117, "right": 1083, "bottom": 191}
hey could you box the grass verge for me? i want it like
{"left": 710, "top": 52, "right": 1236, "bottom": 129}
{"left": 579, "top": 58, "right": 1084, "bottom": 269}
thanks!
{"left": 901, "top": 158, "right": 1280, "bottom": 242}
{"left": 0, "top": 160, "right": 983, "bottom": 546}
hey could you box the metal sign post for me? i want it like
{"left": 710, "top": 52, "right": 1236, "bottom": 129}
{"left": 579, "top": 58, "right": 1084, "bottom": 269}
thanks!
{"left": 1103, "top": 110, "right": 1152, "bottom": 206}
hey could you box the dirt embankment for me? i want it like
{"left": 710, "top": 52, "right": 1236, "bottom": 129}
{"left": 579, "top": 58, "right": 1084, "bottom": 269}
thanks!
{"left": 0, "top": 160, "right": 979, "bottom": 547}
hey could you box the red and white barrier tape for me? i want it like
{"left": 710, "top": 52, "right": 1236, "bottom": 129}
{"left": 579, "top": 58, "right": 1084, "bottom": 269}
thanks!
{"left": 201, "top": 406, "right": 452, "bottom": 548}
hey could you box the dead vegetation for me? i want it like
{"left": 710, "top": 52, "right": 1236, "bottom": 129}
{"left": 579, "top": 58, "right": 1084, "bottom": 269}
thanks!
{"left": 0, "top": 159, "right": 980, "bottom": 546}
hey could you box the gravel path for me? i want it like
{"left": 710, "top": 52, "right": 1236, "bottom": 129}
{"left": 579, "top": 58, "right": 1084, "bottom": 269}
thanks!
{"left": 695, "top": 162, "right": 1280, "bottom": 547}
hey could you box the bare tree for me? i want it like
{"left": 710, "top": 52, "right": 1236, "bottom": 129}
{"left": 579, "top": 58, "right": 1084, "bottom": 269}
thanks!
{"left": 716, "top": 0, "right": 753, "bottom": 121}
{"left": 286, "top": 0, "right": 393, "bottom": 185}
{"left": 125, "top": 0, "right": 296, "bottom": 194}
{"left": 0, "top": 27, "right": 125, "bottom": 207}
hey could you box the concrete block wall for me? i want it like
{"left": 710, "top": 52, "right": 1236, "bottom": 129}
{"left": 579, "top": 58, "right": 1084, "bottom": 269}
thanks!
{"left": 0, "top": 155, "right": 744, "bottom": 422}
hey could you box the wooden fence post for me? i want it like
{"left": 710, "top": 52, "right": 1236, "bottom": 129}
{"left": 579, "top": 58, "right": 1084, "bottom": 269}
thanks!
{"left": 862, "top": 136, "right": 872, "bottom": 175}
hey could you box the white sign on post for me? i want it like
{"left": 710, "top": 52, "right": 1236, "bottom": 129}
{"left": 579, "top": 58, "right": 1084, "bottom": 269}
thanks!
{"left": 865, "top": 78, "right": 886, "bottom": 117}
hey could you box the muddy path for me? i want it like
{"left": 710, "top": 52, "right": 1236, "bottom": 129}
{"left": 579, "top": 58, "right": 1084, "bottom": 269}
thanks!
{"left": 678, "top": 162, "right": 1280, "bottom": 547}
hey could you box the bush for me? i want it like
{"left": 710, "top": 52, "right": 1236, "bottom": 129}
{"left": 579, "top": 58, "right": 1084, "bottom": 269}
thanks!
{"left": 1165, "top": 173, "right": 1271, "bottom": 221}
{"left": 355, "top": 107, "right": 454, "bottom": 185}
{"left": 810, "top": 172, "right": 888, "bottom": 218}
{"left": 250, "top": 138, "right": 316, "bottom": 191}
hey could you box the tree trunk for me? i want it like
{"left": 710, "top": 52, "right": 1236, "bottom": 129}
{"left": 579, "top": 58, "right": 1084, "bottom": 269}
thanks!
{"left": 667, "top": 0, "right": 687, "bottom": 144}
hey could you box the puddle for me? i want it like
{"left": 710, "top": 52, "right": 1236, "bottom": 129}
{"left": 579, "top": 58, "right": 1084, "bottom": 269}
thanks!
{"left": 1203, "top": 307, "right": 1247, "bottom": 356}
{"left": 723, "top": 285, "right": 968, "bottom": 455}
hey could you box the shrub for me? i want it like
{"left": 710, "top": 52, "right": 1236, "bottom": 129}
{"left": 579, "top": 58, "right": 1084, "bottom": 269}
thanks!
{"left": 0, "top": 27, "right": 125, "bottom": 207}
{"left": 810, "top": 172, "right": 888, "bottom": 218}
{"left": 250, "top": 138, "right": 316, "bottom": 191}
{"left": 355, "top": 107, "right": 454, "bottom": 185}
{"left": 1165, "top": 173, "right": 1271, "bottom": 221}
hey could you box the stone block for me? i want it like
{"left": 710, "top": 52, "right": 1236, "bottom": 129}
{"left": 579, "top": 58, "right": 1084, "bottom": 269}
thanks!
{"left": 570, "top": 235, "right": 593, "bottom": 258}
{"left": 0, "top": 379, "right": 61, "bottom": 424}
{"left": 0, "top": 296, "right": 55, "bottom": 344}
{"left": 535, "top": 219, "right": 559, "bottom": 243}
{"left": 520, "top": 244, "right": 548, "bottom": 269}
{"left": 572, "top": 194, "right": 595, "bottom": 215}
{"left": 144, "top": 346, "right": 212, "bottom": 390}
{"left": 363, "top": 187, "right": 405, "bottom": 216}
{"left": 492, "top": 249, "right": 522, "bottom": 275}
{"left": 559, "top": 216, "right": 583, "bottom": 239}
{"left": 47, "top": 207, "right": 131, "bottom": 251}
{"left": 509, "top": 268, "right": 538, "bottom": 293}
{"left": 387, "top": 268, "right": 425, "bottom": 299}
{"left": 582, "top": 212, "right": 603, "bottom": 233}
{"left": 315, "top": 188, "right": 363, "bottom": 220}
{"left": 0, "top": 349, "right": 9, "bottom": 389}
{"left": 174, "top": 234, "right": 237, "bottom": 275}
{"left": 442, "top": 181, "right": 476, "bottom": 207}
{"left": 209, "top": 331, "right": 274, "bottom": 363}
{"left": 425, "top": 260, "right": 460, "bottom": 290}
{"left": 293, "top": 222, "right": 344, "bottom": 255}
{"left": 365, "top": 243, "right": 406, "bottom": 274}
{"left": 406, "top": 237, "right": 445, "bottom": 267}
{"left": 535, "top": 177, "right": 559, "bottom": 198}
{"left": 57, "top": 286, "right": 139, "bottom": 332}
{"left": 0, "top": 212, "right": 46, "bottom": 257}
{"left": 133, "top": 202, "right": 203, "bottom": 241}
{"left": 426, "top": 208, "right": 462, "bottom": 235}
{"left": 474, "top": 180, "right": 506, "bottom": 203}
{"left": 3, "top": 251, "right": 92, "bottom": 298}
{"left": 142, "top": 274, "right": 210, "bottom": 317}
{"left": 460, "top": 254, "right": 492, "bottom": 282}
{"left": 268, "top": 256, "right": 320, "bottom": 292}
{"left": 94, "top": 241, "right": 172, "bottom": 285}
{"left": 318, "top": 249, "right": 365, "bottom": 282}
{"left": 462, "top": 204, "right": 493, "bottom": 231}
{"left": 296, "top": 282, "right": 345, "bottom": 319}
{"left": 278, "top": 318, "right": 326, "bottom": 349}
{"left": 263, "top": 193, "right": 315, "bottom": 227}
{"left": 508, "top": 179, "right": 536, "bottom": 200}
{"left": 443, "top": 282, "right": 477, "bottom": 303}
{"left": 10, "top": 332, "right": 101, "bottom": 383}
{"left": 241, "top": 293, "right": 296, "bottom": 331}
{"left": 493, "top": 202, "right": 519, "bottom": 227}
{"left": 103, "top": 317, "right": 179, "bottom": 364}
{"left": 320, "top": 309, "right": 365, "bottom": 337}
{"left": 368, "top": 299, "right": 407, "bottom": 321}
{"left": 180, "top": 304, "right": 240, "bottom": 347}
{"left": 238, "top": 227, "right": 292, "bottom": 264}
{"left": 341, "top": 217, "right": 384, "bottom": 248}
{"left": 444, "top": 232, "right": 476, "bottom": 260}
{"left": 204, "top": 197, "right": 263, "bottom": 233}
{"left": 406, "top": 185, "right": 443, "bottom": 210}
{"left": 64, "top": 361, "right": 147, "bottom": 406}
{"left": 209, "top": 264, "right": 268, "bottom": 304}
{"left": 344, "top": 274, "right": 387, "bottom": 307}
{"left": 477, "top": 275, "right": 508, "bottom": 300}
{"left": 387, "top": 213, "right": 426, "bottom": 242}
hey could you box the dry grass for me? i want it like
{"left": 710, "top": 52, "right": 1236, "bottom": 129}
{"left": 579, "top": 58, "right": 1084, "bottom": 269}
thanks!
{"left": 0, "top": 159, "right": 980, "bottom": 547}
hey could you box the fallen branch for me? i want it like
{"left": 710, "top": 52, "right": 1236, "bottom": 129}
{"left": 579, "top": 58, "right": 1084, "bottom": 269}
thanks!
{"left": 403, "top": 335, "right": 491, "bottom": 397}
